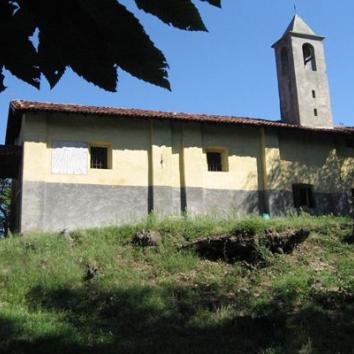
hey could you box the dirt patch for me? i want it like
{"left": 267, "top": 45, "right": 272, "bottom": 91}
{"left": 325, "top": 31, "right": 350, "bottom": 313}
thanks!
{"left": 132, "top": 230, "right": 162, "bottom": 247}
{"left": 183, "top": 228, "right": 310, "bottom": 265}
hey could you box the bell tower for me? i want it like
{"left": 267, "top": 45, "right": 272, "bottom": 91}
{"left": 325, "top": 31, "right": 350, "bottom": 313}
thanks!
{"left": 272, "top": 15, "right": 333, "bottom": 129}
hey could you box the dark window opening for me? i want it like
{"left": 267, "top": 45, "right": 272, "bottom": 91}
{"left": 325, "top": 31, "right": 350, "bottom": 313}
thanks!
{"left": 303, "top": 43, "right": 317, "bottom": 71}
{"left": 312, "top": 90, "right": 316, "bottom": 98}
{"left": 90, "top": 147, "right": 108, "bottom": 169}
{"left": 293, "top": 184, "right": 315, "bottom": 209}
{"left": 207, "top": 152, "right": 223, "bottom": 172}
{"left": 346, "top": 139, "right": 354, "bottom": 148}
{"left": 280, "top": 47, "right": 289, "bottom": 75}
{"left": 314, "top": 108, "right": 318, "bottom": 116}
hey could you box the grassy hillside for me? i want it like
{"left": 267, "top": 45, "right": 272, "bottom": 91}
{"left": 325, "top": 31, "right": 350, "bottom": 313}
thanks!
{"left": 0, "top": 215, "right": 354, "bottom": 354}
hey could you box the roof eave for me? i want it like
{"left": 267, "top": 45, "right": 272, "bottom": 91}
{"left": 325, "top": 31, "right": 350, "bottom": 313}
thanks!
{"left": 5, "top": 100, "right": 354, "bottom": 140}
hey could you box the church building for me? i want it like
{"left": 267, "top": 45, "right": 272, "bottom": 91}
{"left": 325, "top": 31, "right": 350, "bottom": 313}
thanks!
{"left": 1, "top": 15, "right": 354, "bottom": 233}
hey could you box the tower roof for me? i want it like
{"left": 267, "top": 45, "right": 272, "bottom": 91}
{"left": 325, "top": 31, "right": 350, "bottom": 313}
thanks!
{"left": 283, "top": 15, "right": 316, "bottom": 36}
{"left": 273, "top": 15, "right": 324, "bottom": 47}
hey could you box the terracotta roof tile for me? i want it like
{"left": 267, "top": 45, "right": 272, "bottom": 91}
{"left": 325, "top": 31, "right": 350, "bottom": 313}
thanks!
{"left": 6, "top": 100, "right": 354, "bottom": 144}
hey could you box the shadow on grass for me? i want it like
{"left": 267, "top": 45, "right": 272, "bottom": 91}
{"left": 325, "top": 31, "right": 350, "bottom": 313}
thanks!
{"left": 342, "top": 232, "right": 354, "bottom": 244}
{"left": 0, "top": 283, "right": 353, "bottom": 354}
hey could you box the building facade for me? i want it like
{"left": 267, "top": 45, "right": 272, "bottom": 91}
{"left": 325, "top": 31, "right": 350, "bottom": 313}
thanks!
{"left": 0, "top": 15, "right": 353, "bottom": 233}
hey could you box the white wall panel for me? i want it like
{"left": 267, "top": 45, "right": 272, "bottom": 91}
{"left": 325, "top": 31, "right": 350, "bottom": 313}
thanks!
{"left": 52, "top": 141, "right": 88, "bottom": 175}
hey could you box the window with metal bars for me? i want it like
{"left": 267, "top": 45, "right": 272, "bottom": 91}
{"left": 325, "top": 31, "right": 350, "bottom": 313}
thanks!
{"left": 207, "top": 152, "right": 223, "bottom": 172}
{"left": 90, "top": 147, "right": 108, "bottom": 169}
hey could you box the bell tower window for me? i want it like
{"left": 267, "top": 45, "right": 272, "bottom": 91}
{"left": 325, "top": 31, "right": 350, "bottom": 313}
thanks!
{"left": 303, "top": 43, "right": 317, "bottom": 71}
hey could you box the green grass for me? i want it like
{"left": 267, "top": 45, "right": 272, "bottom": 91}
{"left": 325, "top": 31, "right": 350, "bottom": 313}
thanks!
{"left": 0, "top": 214, "right": 353, "bottom": 353}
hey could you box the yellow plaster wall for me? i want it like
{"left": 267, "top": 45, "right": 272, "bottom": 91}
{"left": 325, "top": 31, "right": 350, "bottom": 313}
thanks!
{"left": 22, "top": 113, "right": 261, "bottom": 191}
{"left": 338, "top": 147, "right": 354, "bottom": 190}
{"left": 23, "top": 113, "right": 150, "bottom": 187}
{"left": 263, "top": 131, "right": 282, "bottom": 190}
{"left": 171, "top": 124, "right": 183, "bottom": 189}
{"left": 201, "top": 125, "right": 259, "bottom": 191}
{"left": 274, "top": 133, "right": 354, "bottom": 192}
{"left": 150, "top": 120, "right": 176, "bottom": 187}
{"left": 182, "top": 123, "right": 205, "bottom": 189}
{"left": 21, "top": 112, "right": 354, "bottom": 194}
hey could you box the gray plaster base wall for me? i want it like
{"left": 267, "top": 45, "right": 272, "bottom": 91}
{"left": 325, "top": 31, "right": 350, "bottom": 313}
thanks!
{"left": 267, "top": 190, "right": 351, "bottom": 216}
{"left": 20, "top": 182, "right": 352, "bottom": 233}
{"left": 22, "top": 182, "right": 150, "bottom": 232}
{"left": 186, "top": 188, "right": 260, "bottom": 216}
{"left": 21, "top": 182, "right": 262, "bottom": 232}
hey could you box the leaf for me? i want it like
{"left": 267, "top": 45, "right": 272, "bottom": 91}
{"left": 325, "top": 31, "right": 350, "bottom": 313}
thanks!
{"left": 18, "top": 0, "right": 117, "bottom": 91}
{"left": 1, "top": 0, "right": 221, "bottom": 92}
{"left": 199, "top": 0, "right": 221, "bottom": 7}
{"left": 0, "top": 0, "right": 40, "bottom": 90}
{"left": 76, "top": 0, "right": 170, "bottom": 90}
{"left": 19, "top": 0, "right": 169, "bottom": 91}
{"left": 0, "top": 66, "right": 5, "bottom": 93}
{"left": 135, "top": 0, "right": 207, "bottom": 31}
{"left": 37, "top": 31, "right": 66, "bottom": 89}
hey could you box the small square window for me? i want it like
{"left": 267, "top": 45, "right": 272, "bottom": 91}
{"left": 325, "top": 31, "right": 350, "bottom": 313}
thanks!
{"left": 206, "top": 151, "right": 225, "bottom": 172}
{"left": 90, "top": 146, "right": 108, "bottom": 169}
{"left": 292, "top": 184, "right": 315, "bottom": 209}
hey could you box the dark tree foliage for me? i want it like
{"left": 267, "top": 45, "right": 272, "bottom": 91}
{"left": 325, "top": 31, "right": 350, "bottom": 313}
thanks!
{"left": 0, "top": 0, "right": 221, "bottom": 93}
{"left": 0, "top": 179, "right": 11, "bottom": 237}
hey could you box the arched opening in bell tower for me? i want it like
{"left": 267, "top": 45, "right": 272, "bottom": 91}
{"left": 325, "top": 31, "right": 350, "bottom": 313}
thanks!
{"left": 302, "top": 43, "right": 317, "bottom": 71}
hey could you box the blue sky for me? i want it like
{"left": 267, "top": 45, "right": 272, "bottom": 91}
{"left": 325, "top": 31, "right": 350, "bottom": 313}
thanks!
{"left": 1, "top": 0, "right": 354, "bottom": 143}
